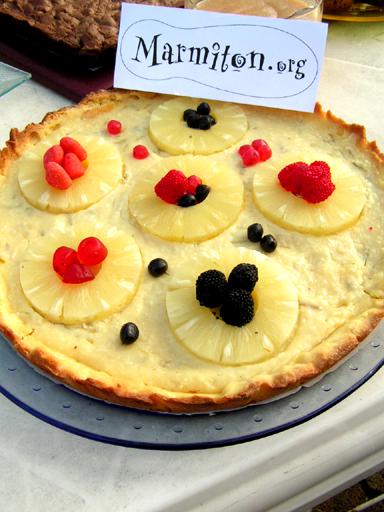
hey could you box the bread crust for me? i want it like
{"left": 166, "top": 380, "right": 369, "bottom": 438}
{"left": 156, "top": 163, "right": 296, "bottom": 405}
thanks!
{"left": 0, "top": 90, "right": 383, "bottom": 413}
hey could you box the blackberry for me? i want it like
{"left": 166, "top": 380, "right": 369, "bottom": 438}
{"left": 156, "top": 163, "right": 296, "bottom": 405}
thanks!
{"left": 195, "top": 184, "right": 210, "bottom": 203}
{"left": 228, "top": 263, "right": 258, "bottom": 292}
{"left": 120, "top": 322, "right": 139, "bottom": 344}
{"left": 260, "top": 234, "right": 277, "bottom": 253}
{"left": 178, "top": 194, "right": 197, "bottom": 207}
{"left": 196, "top": 269, "right": 228, "bottom": 308}
{"left": 148, "top": 258, "right": 168, "bottom": 277}
{"left": 196, "top": 102, "right": 211, "bottom": 115}
{"left": 247, "top": 223, "right": 263, "bottom": 243}
{"left": 220, "top": 289, "right": 254, "bottom": 327}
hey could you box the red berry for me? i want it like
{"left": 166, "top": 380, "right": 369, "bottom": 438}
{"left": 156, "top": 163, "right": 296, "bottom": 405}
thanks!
{"left": 186, "top": 175, "right": 202, "bottom": 195}
{"left": 154, "top": 169, "right": 188, "bottom": 204}
{"left": 238, "top": 144, "right": 252, "bottom": 157}
{"left": 63, "top": 152, "right": 85, "bottom": 179}
{"left": 60, "top": 137, "right": 87, "bottom": 161}
{"left": 107, "top": 120, "right": 122, "bottom": 135}
{"left": 52, "top": 246, "right": 78, "bottom": 277}
{"left": 77, "top": 237, "right": 108, "bottom": 266}
{"left": 133, "top": 145, "right": 149, "bottom": 159}
{"left": 43, "top": 145, "right": 64, "bottom": 168}
{"left": 278, "top": 160, "right": 335, "bottom": 204}
{"left": 45, "top": 161, "right": 72, "bottom": 190}
{"left": 62, "top": 261, "right": 95, "bottom": 284}
{"left": 251, "top": 139, "right": 272, "bottom": 161}
{"left": 278, "top": 162, "right": 309, "bottom": 194}
{"left": 242, "top": 147, "right": 260, "bottom": 167}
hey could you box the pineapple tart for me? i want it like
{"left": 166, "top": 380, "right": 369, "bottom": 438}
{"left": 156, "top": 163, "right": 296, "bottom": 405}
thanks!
{"left": 0, "top": 90, "right": 383, "bottom": 413}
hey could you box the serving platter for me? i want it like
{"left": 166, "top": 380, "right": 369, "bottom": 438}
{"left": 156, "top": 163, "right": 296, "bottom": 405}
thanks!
{"left": 1, "top": 323, "right": 383, "bottom": 450}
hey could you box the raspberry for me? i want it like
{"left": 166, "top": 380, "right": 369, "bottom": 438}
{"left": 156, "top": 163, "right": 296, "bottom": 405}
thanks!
{"left": 241, "top": 147, "right": 260, "bottom": 167}
{"left": 107, "top": 120, "right": 122, "bottom": 135}
{"left": 278, "top": 162, "right": 309, "bottom": 194}
{"left": 62, "top": 152, "right": 85, "bottom": 179}
{"left": 251, "top": 139, "right": 272, "bottom": 161}
{"left": 77, "top": 237, "right": 108, "bottom": 265}
{"left": 154, "top": 169, "right": 188, "bottom": 204}
{"left": 52, "top": 246, "right": 78, "bottom": 277}
{"left": 186, "top": 175, "right": 202, "bottom": 195}
{"left": 300, "top": 174, "right": 335, "bottom": 204}
{"left": 43, "top": 145, "right": 64, "bottom": 168}
{"left": 220, "top": 288, "right": 254, "bottom": 327}
{"left": 45, "top": 162, "right": 72, "bottom": 190}
{"left": 62, "top": 261, "right": 95, "bottom": 284}
{"left": 228, "top": 263, "right": 258, "bottom": 293}
{"left": 196, "top": 269, "right": 228, "bottom": 308}
{"left": 60, "top": 137, "right": 87, "bottom": 161}
{"left": 278, "top": 161, "right": 335, "bottom": 204}
{"left": 238, "top": 144, "right": 252, "bottom": 157}
{"left": 133, "top": 145, "right": 149, "bottom": 159}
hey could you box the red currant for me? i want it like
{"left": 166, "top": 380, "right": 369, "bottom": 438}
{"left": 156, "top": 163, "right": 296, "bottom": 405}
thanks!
{"left": 238, "top": 144, "right": 252, "bottom": 157}
{"left": 77, "top": 237, "right": 108, "bottom": 265}
{"left": 133, "top": 145, "right": 149, "bottom": 159}
{"left": 52, "top": 246, "right": 78, "bottom": 277}
{"left": 242, "top": 147, "right": 260, "bottom": 167}
{"left": 62, "top": 262, "right": 95, "bottom": 284}
{"left": 107, "top": 120, "right": 122, "bottom": 135}
{"left": 251, "top": 139, "right": 272, "bottom": 161}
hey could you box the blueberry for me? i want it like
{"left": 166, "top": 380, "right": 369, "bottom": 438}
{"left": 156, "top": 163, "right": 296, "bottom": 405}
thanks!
{"left": 196, "top": 102, "right": 211, "bottom": 115}
{"left": 198, "top": 115, "right": 212, "bottom": 130}
{"left": 260, "top": 234, "right": 277, "bottom": 253}
{"left": 186, "top": 112, "right": 200, "bottom": 129}
{"left": 195, "top": 184, "right": 210, "bottom": 203}
{"left": 120, "top": 322, "right": 139, "bottom": 344}
{"left": 148, "top": 258, "right": 168, "bottom": 277}
{"left": 183, "top": 109, "right": 196, "bottom": 122}
{"left": 247, "top": 223, "right": 264, "bottom": 243}
{"left": 178, "top": 194, "right": 197, "bottom": 207}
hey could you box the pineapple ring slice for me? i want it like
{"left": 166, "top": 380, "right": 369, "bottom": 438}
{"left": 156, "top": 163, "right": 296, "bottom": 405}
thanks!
{"left": 18, "top": 135, "right": 123, "bottom": 213}
{"left": 129, "top": 155, "right": 244, "bottom": 243}
{"left": 20, "top": 223, "right": 142, "bottom": 325}
{"left": 149, "top": 97, "right": 248, "bottom": 155}
{"left": 253, "top": 154, "right": 366, "bottom": 235}
{"left": 166, "top": 248, "right": 299, "bottom": 365}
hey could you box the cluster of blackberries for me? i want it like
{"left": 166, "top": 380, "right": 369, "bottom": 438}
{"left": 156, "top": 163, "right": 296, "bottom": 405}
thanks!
{"left": 196, "top": 263, "right": 258, "bottom": 327}
{"left": 183, "top": 102, "right": 216, "bottom": 130}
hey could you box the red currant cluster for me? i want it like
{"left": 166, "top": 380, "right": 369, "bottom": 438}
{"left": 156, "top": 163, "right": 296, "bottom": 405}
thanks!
{"left": 238, "top": 139, "right": 272, "bottom": 167}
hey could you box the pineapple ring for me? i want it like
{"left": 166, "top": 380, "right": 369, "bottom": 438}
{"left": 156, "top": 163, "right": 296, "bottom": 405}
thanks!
{"left": 166, "top": 248, "right": 299, "bottom": 365}
{"left": 149, "top": 97, "right": 248, "bottom": 155}
{"left": 129, "top": 155, "right": 244, "bottom": 243}
{"left": 18, "top": 135, "right": 123, "bottom": 213}
{"left": 253, "top": 154, "right": 366, "bottom": 235}
{"left": 20, "top": 223, "right": 143, "bottom": 325}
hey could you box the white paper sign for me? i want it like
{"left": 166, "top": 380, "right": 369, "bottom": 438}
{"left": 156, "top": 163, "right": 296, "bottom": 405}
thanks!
{"left": 114, "top": 4, "right": 328, "bottom": 112}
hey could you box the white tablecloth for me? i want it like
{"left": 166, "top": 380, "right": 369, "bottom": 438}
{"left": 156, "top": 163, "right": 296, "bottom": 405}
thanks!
{"left": 0, "top": 21, "right": 383, "bottom": 512}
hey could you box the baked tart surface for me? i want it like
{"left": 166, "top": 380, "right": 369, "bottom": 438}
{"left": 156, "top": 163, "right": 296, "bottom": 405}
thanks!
{"left": 0, "top": 90, "right": 383, "bottom": 413}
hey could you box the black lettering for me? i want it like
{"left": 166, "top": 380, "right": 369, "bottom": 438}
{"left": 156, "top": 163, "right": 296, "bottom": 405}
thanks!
{"left": 189, "top": 46, "right": 210, "bottom": 65}
{"left": 231, "top": 53, "right": 246, "bottom": 71}
{"left": 295, "top": 59, "right": 306, "bottom": 79}
{"left": 221, "top": 45, "right": 231, "bottom": 72}
{"left": 209, "top": 42, "right": 221, "bottom": 71}
{"left": 162, "top": 43, "right": 175, "bottom": 64}
{"left": 177, "top": 44, "right": 187, "bottom": 63}
{"left": 247, "top": 51, "right": 265, "bottom": 71}
{"left": 132, "top": 34, "right": 162, "bottom": 67}
{"left": 277, "top": 61, "right": 286, "bottom": 73}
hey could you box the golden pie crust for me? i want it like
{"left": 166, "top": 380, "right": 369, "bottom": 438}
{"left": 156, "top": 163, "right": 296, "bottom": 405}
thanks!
{"left": 0, "top": 90, "right": 383, "bottom": 413}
